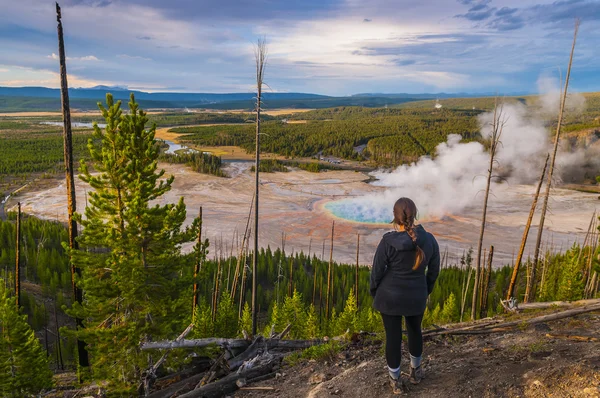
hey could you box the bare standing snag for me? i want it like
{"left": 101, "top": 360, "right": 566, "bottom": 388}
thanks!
{"left": 55, "top": 1, "right": 90, "bottom": 374}
{"left": 527, "top": 20, "right": 580, "bottom": 303}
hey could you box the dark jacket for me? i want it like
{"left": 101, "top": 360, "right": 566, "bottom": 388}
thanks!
{"left": 370, "top": 225, "right": 440, "bottom": 316}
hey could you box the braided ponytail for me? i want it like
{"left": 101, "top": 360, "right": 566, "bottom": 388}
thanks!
{"left": 393, "top": 198, "right": 425, "bottom": 270}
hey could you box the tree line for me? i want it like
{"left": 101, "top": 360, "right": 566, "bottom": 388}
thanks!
{"left": 174, "top": 110, "right": 480, "bottom": 165}
{"left": 161, "top": 151, "right": 228, "bottom": 177}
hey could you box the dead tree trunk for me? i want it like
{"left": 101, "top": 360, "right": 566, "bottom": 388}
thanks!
{"left": 583, "top": 215, "right": 598, "bottom": 297}
{"left": 56, "top": 2, "right": 89, "bottom": 373}
{"left": 232, "top": 195, "right": 254, "bottom": 303}
{"left": 312, "top": 265, "right": 317, "bottom": 306}
{"left": 506, "top": 154, "right": 549, "bottom": 301}
{"left": 526, "top": 20, "right": 580, "bottom": 303}
{"left": 460, "top": 262, "right": 472, "bottom": 322}
{"left": 472, "top": 99, "right": 505, "bottom": 321}
{"left": 192, "top": 207, "right": 203, "bottom": 321}
{"left": 213, "top": 258, "right": 222, "bottom": 322}
{"left": 238, "top": 250, "right": 248, "bottom": 319}
{"left": 54, "top": 301, "right": 64, "bottom": 371}
{"left": 252, "top": 39, "right": 267, "bottom": 336}
{"left": 356, "top": 233, "right": 360, "bottom": 308}
{"left": 480, "top": 246, "right": 493, "bottom": 319}
{"left": 479, "top": 249, "right": 487, "bottom": 313}
{"left": 288, "top": 255, "right": 294, "bottom": 297}
{"left": 326, "top": 221, "right": 335, "bottom": 319}
{"left": 15, "top": 202, "right": 21, "bottom": 309}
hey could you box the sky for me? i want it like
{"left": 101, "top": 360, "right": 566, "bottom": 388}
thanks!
{"left": 0, "top": 0, "right": 598, "bottom": 95}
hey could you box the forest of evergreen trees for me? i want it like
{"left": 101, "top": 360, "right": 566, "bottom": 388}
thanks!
{"left": 173, "top": 109, "right": 480, "bottom": 165}
{"left": 161, "top": 151, "right": 228, "bottom": 177}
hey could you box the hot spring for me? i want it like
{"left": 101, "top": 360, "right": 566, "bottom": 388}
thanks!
{"left": 324, "top": 198, "right": 392, "bottom": 224}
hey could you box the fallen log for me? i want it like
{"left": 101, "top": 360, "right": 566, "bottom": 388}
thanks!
{"left": 516, "top": 298, "right": 600, "bottom": 310}
{"left": 147, "top": 371, "right": 206, "bottom": 398}
{"left": 141, "top": 337, "right": 323, "bottom": 351}
{"left": 275, "top": 324, "right": 292, "bottom": 339}
{"left": 151, "top": 358, "right": 212, "bottom": 391}
{"left": 142, "top": 338, "right": 251, "bottom": 351}
{"left": 142, "top": 323, "right": 194, "bottom": 395}
{"left": 425, "top": 303, "right": 600, "bottom": 337}
{"left": 197, "top": 351, "right": 229, "bottom": 388}
{"left": 423, "top": 318, "right": 502, "bottom": 336}
{"left": 178, "top": 356, "right": 282, "bottom": 398}
{"left": 228, "top": 336, "right": 265, "bottom": 371}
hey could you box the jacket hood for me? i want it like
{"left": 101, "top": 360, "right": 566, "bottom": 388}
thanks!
{"left": 383, "top": 224, "right": 427, "bottom": 252}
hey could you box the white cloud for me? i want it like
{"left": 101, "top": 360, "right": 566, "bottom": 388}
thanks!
{"left": 48, "top": 53, "right": 99, "bottom": 62}
{"left": 0, "top": 65, "right": 112, "bottom": 88}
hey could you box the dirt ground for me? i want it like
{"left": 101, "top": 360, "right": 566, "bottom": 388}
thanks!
{"left": 235, "top": 314, "right": 600, "bottom": 398}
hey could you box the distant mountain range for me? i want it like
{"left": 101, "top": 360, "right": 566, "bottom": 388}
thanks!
{"left": 0, "top": 86, "right": 328, "bottom": 103}
{"left": 0, "top": 86, "right": 501, "bottom": 112}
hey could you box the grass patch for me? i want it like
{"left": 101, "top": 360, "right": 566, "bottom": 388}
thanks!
{"left": 284, "top": 341, "right": 343, "bottom": 366}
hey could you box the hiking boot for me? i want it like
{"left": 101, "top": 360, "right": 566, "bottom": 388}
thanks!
{"left": 409, "top": 365, "right": 424, "bottom": 385}
{"left": 389, "top": 375, "right": 409, "bottom": 395}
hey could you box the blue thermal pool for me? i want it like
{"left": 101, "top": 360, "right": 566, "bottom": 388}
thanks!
{"left": 324, "top": 198, "right": 391, "bottom": 224}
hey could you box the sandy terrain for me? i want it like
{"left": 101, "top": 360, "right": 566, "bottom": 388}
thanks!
{"left": 264, "top": 109, "right": 314, "bottom": 116}
{"left": 155, "top": 127, "right": 186, "bottom": 141}
{"left": 9, "top": 160, "right": 599, "bottom": 268}
{"left": 233, "top": 108, "right": 314, "bottom": 116}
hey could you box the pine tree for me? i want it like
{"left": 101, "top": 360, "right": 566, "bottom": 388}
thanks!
{"left": 557, "top": 247, "right": 584, "bottom": 301}
{"left": 68, "top": 94, "right": 198, "bottom": 389}
{"left": 305, "top": 304, "right": 319, "bottom": 339}
{"left": 238, "top": 303, "right": 252, "bottom": 337}
{"left": 193, "top": 299, "right": 214, "bottom": 338}
{"left": 422, "top": 306, "right": 433, "bottom": 328}
{"left": 430, "top": 304, "right": 441, "bottom": 324}
{"left": 0, "top": 283, "right": 53, "bottom": 396}
{"left": 263, "top": 301, "right": 285, "bottom": 336}
{"left": 281, "top": 290, "right": 307, "bottom": 339}
{"left": 214, "top": 294, "right": 238, "bottom": 338}
{"left": 335, "top": 290, "right": 358, "bottom": 335}
{"left": 440, "top": 292, "right": 459, "bottom": 323}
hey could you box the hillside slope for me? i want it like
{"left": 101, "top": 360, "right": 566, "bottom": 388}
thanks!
{"left": 235, "top": 312, "right": 600, "bottom": 398}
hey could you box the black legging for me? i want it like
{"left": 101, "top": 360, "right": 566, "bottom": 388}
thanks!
{"left": 381, "top": 313, "right": 423, "bottom": 370}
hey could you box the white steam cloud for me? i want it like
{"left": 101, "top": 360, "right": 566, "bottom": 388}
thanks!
{"left": 329, "top": 77, "right": 590, "bottom": 222}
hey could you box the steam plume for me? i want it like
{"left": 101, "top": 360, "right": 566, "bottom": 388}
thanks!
{"left": 326, "top": 77, "right": 591, "bottom": 222}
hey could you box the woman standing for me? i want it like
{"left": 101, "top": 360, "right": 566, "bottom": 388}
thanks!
{"left": 370, "top": 198, "right": 440, "bottom": 394}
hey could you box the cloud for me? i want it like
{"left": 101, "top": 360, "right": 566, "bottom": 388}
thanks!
{"left": 455, "top": 4, "right": 497, "bottom": 21}
{"left": 458, "top": 0, "right": 491, "bottom": 5}
{"left": 0, "top": 0, "right": 599, "bottom": 95}
{"left": 0, "top": 65, "right": 112, "bottom": 88}
{"left": 488, "top": 13, "right": 525, "bottom": 30}
{"left": 48, "top": 53, "right": 99, "bottom": 61}
{"left": 495, "top": 7, "right": 517, "bottom": 16}
{"left": 458, "top": 0, "right": 600, "bottom": 32}
{"left": 527, "top": 0, "right": 600, "bottom": 24}
{"left": 117, "top": 54, "right": 152, "bottom": 61}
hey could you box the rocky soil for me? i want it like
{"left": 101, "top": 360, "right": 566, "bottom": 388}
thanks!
{"left": 235, "top": 313, "right": 600, "bottom": 398}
